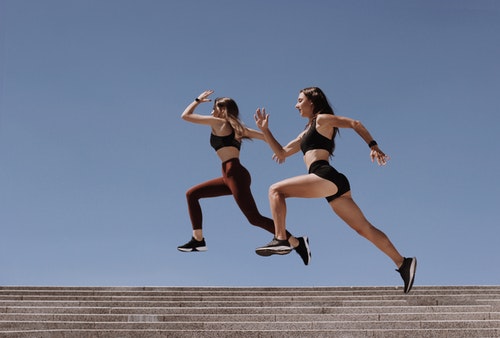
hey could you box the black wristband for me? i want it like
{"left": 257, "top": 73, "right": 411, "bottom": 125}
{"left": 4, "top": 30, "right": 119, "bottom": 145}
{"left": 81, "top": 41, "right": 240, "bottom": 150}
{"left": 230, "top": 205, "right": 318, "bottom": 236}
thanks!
{"left": 195, "top": 98, "right": 201, "bottom": 102}
{"left": 368, "top": 140, "right": 377, "bottom": 148}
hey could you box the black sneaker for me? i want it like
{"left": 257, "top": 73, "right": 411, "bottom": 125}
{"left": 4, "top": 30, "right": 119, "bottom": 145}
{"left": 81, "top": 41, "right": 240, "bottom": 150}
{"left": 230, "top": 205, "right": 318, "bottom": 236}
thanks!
{"left": 397, "top": 257, "right": 417, "bottom": 294}
{"left": 177, "top": 237, "right": 207, "bottom": 252}
{"left": 294, "top": 236, "right": 311, "bottom": 266}
{"left": 255, "top": 237, "right": 293, "bottom": 256}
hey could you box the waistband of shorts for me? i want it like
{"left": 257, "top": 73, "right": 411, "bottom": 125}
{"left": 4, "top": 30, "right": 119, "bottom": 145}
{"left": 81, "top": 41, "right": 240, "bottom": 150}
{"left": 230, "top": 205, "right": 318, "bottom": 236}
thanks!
{"left": 308, "top": 160, "right": 330, "bottom": 173}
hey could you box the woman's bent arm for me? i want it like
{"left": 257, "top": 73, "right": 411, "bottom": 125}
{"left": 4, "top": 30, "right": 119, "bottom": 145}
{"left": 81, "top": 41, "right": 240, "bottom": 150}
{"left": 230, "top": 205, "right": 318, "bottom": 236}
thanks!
{"left": 181, "top": 90, "right": 221, "bottom": 126}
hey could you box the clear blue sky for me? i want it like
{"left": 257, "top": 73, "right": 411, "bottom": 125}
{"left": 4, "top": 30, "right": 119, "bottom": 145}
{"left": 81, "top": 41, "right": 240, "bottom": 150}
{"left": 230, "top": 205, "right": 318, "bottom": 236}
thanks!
{"left": 1, "top": 0, "right": 499, "bottom": 287}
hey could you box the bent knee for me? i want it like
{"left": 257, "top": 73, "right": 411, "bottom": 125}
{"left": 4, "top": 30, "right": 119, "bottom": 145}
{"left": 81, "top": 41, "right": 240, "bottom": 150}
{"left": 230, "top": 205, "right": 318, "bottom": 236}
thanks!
{"left": 269, "top": 184, "right": 285, "bottom": 200}
{"left": 186, "top": 188, "right": 199, "bottom": 201}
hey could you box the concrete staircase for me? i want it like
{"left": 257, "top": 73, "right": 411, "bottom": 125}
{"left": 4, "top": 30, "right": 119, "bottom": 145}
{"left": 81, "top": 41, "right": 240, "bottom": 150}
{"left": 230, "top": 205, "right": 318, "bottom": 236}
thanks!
{"left": 1, "top": 286, "right": 500, "bottom": 337}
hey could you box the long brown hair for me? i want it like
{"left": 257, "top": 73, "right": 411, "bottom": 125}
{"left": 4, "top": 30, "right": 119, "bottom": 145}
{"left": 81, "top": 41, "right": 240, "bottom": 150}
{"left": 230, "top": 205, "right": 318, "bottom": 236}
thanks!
{"left": 214, "top": 97, "right": 249, "bottom": 140}
{"left": 300, "top": 87, "right": 338, "bottom": 154}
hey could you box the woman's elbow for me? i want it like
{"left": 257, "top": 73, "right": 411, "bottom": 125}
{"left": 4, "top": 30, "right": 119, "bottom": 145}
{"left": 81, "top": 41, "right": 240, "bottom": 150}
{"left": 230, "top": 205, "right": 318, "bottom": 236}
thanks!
{"left": 351, "top": 120, "right": 363, "bottom": 130}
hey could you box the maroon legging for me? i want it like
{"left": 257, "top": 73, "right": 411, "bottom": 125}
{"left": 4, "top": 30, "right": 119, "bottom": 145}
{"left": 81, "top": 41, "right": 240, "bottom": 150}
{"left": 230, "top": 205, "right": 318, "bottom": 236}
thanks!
{"left": 186, "top": 158, "right": 291, "bottom": 238}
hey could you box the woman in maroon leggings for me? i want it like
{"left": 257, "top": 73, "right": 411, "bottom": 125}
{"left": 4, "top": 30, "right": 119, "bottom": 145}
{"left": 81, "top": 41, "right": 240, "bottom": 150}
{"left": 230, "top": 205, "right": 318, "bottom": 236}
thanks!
{"left": 177, "top": 90, "right": 311, "bottom": 265}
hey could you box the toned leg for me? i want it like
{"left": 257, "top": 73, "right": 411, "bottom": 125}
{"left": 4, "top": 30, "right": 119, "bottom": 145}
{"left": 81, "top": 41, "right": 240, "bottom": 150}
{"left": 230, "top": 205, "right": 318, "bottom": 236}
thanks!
{"left": 330, "top": 192, "right": 404, "bottom": 267}
{"left": 186, "top": 177, "right": 231, "bottom": 240}
{"left": 224, "top": 161, "right": 275, "bottom": 234}
{"left": 269, "top": 174, "right": 338, "bottom": 240}
{"left": 255, "top": 173, "right": 337, "bottom": 257}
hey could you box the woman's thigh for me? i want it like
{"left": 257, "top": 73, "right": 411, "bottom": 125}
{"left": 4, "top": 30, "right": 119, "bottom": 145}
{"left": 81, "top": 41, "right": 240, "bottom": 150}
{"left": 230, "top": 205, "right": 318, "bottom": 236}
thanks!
{"left": 271, "top": 174, "right": 338, "bottom": 199}
{"left": 188, "top": 177, "right": 232, "bottom": 198}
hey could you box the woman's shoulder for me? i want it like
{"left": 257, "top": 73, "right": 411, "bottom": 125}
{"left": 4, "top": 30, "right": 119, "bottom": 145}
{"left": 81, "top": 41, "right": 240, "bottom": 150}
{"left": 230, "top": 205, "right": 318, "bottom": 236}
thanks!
{"left": 316, "top": 113, "right": 340, "bottom": 128}
{"left": 211, "top": 120, "right": 234, "bottom": 135}
{"left": 316, "top": 113, "right": 335, "bottom": 122}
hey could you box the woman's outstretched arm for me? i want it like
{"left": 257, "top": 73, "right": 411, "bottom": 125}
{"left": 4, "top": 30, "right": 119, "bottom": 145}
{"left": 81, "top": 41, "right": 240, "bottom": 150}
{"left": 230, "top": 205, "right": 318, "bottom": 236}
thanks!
{"left": 254, "top": 108, "right": 301, "bottom": 162}
{"left": 318, "top": 114, "right": 390, "bottom": 166}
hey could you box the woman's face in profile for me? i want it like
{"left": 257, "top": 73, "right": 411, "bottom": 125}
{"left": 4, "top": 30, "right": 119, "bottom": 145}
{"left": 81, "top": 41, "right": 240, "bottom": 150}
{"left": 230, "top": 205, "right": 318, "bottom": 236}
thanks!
{"left": 295, "top": 92, "right": 314, "bottom": 118}
{"left": 211, "top": 100, "right": 223, "bottom": 118}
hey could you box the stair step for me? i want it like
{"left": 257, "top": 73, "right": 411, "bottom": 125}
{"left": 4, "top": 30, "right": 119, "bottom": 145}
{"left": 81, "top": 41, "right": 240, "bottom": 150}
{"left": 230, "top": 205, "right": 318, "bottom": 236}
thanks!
{"left": 1, "top": 286, "right": 499, "bottom": 337}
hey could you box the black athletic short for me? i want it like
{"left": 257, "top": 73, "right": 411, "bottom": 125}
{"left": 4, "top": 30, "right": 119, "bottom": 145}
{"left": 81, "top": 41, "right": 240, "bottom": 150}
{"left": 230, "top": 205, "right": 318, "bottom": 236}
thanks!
{"left": 308, "top": 160, "right": 351, "bottom": 202}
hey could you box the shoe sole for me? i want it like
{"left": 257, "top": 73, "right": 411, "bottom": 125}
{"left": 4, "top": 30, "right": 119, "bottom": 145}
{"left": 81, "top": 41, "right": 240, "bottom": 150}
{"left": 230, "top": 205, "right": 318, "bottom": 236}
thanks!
{"left": 255, "top": 247, "right": 292, "bottom": 256}
{"left": 255, "top": 250, "right": 273, "bottom": 257}
{"left": 405, "top": 257, "right": 417, "bottom": 293}
{"left": 177, "top": 246, "right": 207, "bottom": 252}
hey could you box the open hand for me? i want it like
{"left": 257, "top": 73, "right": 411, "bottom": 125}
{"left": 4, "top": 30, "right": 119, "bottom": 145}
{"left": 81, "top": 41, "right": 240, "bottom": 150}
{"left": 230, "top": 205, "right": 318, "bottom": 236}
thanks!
{"left": 370, "top": 146, "right": 390, "bottom": 166}
{"left": 196, "top": 90, "right": 214, "bottom": 103}
{"left": 272, "top": 153, "right": 285, "bottom": 164}
{"left": 254, "top": 108, "right": 269, "bottom": 131}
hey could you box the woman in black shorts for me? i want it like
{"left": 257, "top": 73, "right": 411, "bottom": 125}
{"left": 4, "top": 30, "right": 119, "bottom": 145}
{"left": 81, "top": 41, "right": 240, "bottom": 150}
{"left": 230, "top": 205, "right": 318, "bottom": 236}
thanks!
{"left": 254, "top": 86, "right": 417, "bottom": 293}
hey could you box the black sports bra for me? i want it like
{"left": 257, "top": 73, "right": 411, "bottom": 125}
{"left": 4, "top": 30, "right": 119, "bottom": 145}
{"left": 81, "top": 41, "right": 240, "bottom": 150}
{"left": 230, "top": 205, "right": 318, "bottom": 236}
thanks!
{"left": 300, "top": 121, "right": 333, "bottom": 154}
{"left": 210, "top": 130, "right": 241, "bottom": 151}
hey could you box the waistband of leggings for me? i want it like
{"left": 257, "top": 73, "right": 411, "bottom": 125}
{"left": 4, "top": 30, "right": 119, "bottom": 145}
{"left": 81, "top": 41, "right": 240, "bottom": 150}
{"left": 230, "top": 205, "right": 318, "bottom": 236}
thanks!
{"left": 221, "top": 157, "right": 240, "bottom": 167}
